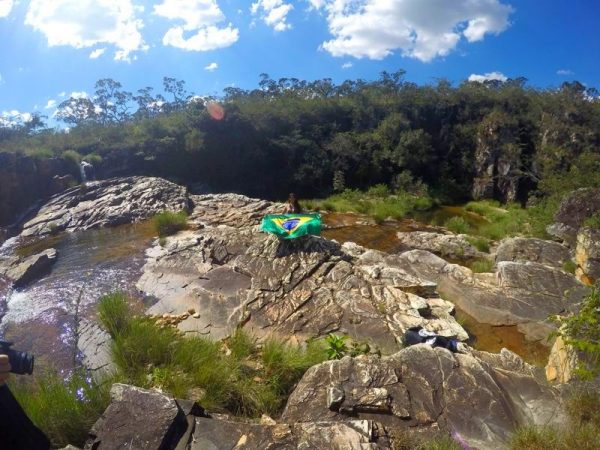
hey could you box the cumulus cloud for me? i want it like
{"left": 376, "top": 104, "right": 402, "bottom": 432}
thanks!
{"left": 154, "top": 0, "right": 239, "bottom": 51}
{"left": 0, "top": 110, "right": 33, "bottom": 128}
{"left": 0, "top": 0, "right": 13, "bottom": 18}
{"left": 70, "top": 91, "right": 88, "bottom": 99}
{"left": 309, "top": 0, "right": 513, "bottom": 61}
{"left": 45, "top": 99, "right": 57, "bottom": 109}
{"left": 557, "top": 69, "right": 574, "bottom": 76}
{"left": 341, "top": 61, "right": 352, "bottom": 69}
{"left": 89, "top": 48, "right": 107, "bottom": 59}
{"left": 25, "top": 0, "right": 148, "bottom": 62}
{"left": 204, "top": 62, "right": 218, "bottom": 71}
{"left": 468, "top": 71, "right": 508, "bottom": 82}
{"left": 251, "top": 0, "right": 293, "bottom": 32}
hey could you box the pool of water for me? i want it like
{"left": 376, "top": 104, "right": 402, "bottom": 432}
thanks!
{"left": 0, "top": 221, "right": 156, "bottom": 372}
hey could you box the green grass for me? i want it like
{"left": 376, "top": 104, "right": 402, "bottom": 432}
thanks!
{"left": 444, "top": 216, "right": 471, "bottom": 234}
{"left": 152, "top": 210, "right": 188, "bottom": 237}
{"left": 583, "top": 212, "right": 600, "bottom": 229}
{"left": 61, "top": 149, "right": 82, "bottom": 165}
{"left": 471, "top": 259, "right": 494, "bottom": 273}
{"left": 97, "top": 293, "right": 329, "bottom": 417}
{"left": 389, "top": 429, "right": 463, "bottom": 450}
{"left": 562, "top": 260, "right": 577, "bottom": 274}
{"left": 303, "top": 187, "right": 435, "bottom": 222}
{"left": 466, "top": 236, "right": 491, "bottom": 253}
{"left": 10, "top": 370, "right": 112, "bottom": 448}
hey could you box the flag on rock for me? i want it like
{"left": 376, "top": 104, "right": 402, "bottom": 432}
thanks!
{"left": 260, "top": 214, "right": 322, "bottom": 239}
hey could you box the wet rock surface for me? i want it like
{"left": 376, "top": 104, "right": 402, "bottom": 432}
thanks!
{"left": 0, "top": 248, "right": 57, "bottom": 288}
{"left": 20, "top": 176, "right": 188, "bottom": 238}
{"left": 283, "top": 345, "right": 565, "bottom": 450}
{"left": 77, "top": 319, "right": 117, "bottom": 380}
{"left": 397, "top": 231, "right": 485, "bottom": 261}
{"left": 495, "top": 237, "right": 571, "bottom": 268}
{"left": 137, "top": 195, "right": 467, "bottom": 350}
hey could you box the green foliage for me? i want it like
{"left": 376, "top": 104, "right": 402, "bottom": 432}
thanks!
{"left": 509, "top": 426, "right": 561, "bottom": 450}
{"left": 471, "top": 259, "right": 494, "bottom": 273}
{"left": 562, "top": 260, "right": 577, "bottom": 274}
{"left": 11, "top": 370, "right": 111, "bottom": 448}
{"left": 97, "top": 294, "right": 328, "bottom": 416}
{"left": 556, "top": 287, "right": 600, "bottom": 379}
{"left": 84, "top": 153, "right": 103, "bottom": 165}
{"left": 466, "top": 236, "right": 490, "bottom": 253}
{"left": 31, "top": 148, "right": 54, "bottom": 158}
{"left": 325, "top": 334, "right": 348, "bottom": 359}
{"left": 583, "top": 212, "right": 600, "bottom": 229}
{"left": 97, "top": 292, "right": 131, "bottom": 338}
{"left": 444, "top": 216, "right": 471, "bottom": 234}
{"left": 61, "top": 149, "right": 82, "bottom": 165}
{"left": 152, "top": 210, "right": 188, "bottom": 237}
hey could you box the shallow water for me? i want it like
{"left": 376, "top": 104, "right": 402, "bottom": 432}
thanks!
{"left": 0, "top": 221, "right": 156, "bottom": 371}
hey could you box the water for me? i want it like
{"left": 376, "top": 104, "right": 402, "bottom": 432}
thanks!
{"left": 0, "top": 221, "right": 156, "bottom": 371}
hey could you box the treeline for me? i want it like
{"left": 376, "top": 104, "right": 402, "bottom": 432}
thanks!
{"left": 1, "top": 71, "right": 600, "bottom": 203}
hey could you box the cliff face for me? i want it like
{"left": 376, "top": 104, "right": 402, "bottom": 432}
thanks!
{"left": 0, "top": 153, "right": 74, "bottom": 227}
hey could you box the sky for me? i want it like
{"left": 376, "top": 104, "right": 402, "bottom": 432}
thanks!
{"left": 0, "top": 0, "right": 599, "bottom": 127}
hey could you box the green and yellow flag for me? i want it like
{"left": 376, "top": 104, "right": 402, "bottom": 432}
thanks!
{"left": 260, "top": 214, "right": 322, "bottom": 240}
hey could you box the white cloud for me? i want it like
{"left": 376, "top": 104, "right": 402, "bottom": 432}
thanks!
{"left": 59, "top": 91, "right": 66, "bottom": 97}
{"left": 557, "top": 69, "right": 574, "bottom": 76}
{"left": 0, "top": 110, "right": 33, "bottom": 128}
{"left": 309, "top": 0, "right": 513, "bottom": 62}
{"left": 45, "top": 99, "right": 57, "bottom": 109}
{"left": 468, "top": 71, "right": 508, "bottom": 82}
{"left": 89, "top": 48, "right": 107, "bottom": 59}
{"left": 342, "top": 61, "right": 352, "bottom": 69}
{"left": 204, "top": 62, "right": 218, "bottom": 71}
{"left": 25, "top": 0, "right": 148, "bottom": 62}
{"left": 0, "top": 0, "right": 14, "bottom": 18}
{"left": 154, "top": 0, "right": 239, "bottom": 51}
{"left": 251, "top": 0, "right": 293, "bottom": 32}
{"left": 70, "top": 91, "right": 88, "bottom": 99}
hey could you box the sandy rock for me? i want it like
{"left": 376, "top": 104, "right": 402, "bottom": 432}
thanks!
{"left": 575, "top": 227, "right": 600, "bottom": 284}
{"left": 397, "top": 231, "right": 485, "bottom": 261}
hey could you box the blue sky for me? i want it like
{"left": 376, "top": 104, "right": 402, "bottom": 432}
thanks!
{"left": 0, "top": 0, "right": 598, "bottom": 126}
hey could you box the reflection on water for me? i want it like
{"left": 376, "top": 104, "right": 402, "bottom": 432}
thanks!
{"left": 0, "top": 221, "right": 156, "bottom": 371}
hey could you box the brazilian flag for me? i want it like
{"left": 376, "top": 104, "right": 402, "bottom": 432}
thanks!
{"left": 260, "top": 214, "right": 322, "bottom": 240}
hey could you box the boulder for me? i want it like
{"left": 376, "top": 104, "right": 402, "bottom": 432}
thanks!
{"left": 575, "top": 227, "right": 600, "bottom": 284}
{"left": 548, "top": 187, "right": 600, "bottom": 245}
{"left": 545, "top": 336, "right": 578, "bottom": 383}
{"left": 0, "top": 248, "right": 57, "bottom": 288}
{"left": 495, "top": 237, "right": 571, "bottom": 269}
{"left": 396, "top": 231, "right": 485, "bottom": 261}
{"left": 137, "top": 195, "right": 468, "bottom": 352}
{"left": 283, "top": 346, "right": 565, "bottom": 450}
{"left": 77, "top": 320, "right": 117, "bottom": 380}
{"left": 372, "top": 250, "right": 589, "bottom": 344}
{"left": 20, "top": 176, "right": 189, "bottom": 238}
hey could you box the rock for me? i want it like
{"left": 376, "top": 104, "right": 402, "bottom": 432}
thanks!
{"left": 545, "top": 336, "right": 578, "bottom": 383}
{"left": 85, "top": 384, "right": 195, "bottom": 449}
{"left": 0, "top": 248, "right": 57, "bottom": 288}
{"left": 20, "top": 176, "right": 189, "bottom": 238}
{"left": 495, "top": 237, "right": 571, "bottom": 268}
{"left": 382, "top": 250, "right": 589, "bottom": 344}
{"left": 396, "top": 231, "right": 485, "bottom": 261}
{"left": 188, "top": 193, "right": 281, "bottom": 228}
{"left": 77, "top": 319, "right": 117, "bottom": 380}
{"left": 548, "top": 187, "right": 600, "bottom": 245}
{"left": 137, "top": 195, "right": 468, "bottom": 351}
{"left": 282, "top": 346, "right": 565, "bottom": 450}
{"left": 575, "top": 227, "right": 600, "bottom": 284}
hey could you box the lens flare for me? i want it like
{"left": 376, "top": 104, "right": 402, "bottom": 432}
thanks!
{"left": 207, "top": 102, "right": 225, "bottom": 121}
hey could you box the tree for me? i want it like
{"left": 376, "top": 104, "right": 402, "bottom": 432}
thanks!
{"left": 94, "top": 78, "right": 133, "bottom": 124}
{"left": 55, "top": 97, "right": 97, "bottom": 126}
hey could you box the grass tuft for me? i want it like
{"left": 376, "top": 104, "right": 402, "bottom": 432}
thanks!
{"left": 152, "top": 210, "right": 188, "bottom": 237}
{"left": 444, "top": 216, "right": 471, "bottom": 234}
{"left": 471, "top": 259, "right": 494, "bottom": 273}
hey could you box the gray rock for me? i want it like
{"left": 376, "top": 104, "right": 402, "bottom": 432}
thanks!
{"left": 77, "top": 319, "right": 117, "bottom": 380}
{"left": 396, "top": 231, "right": 485, "bottom": 261}
{"left": 495, "top": 237, "right": 571, "bottom": 268}
{"left": 548, "top": 187, "right": 600, "bottom": 245}
{"left": 575, "top": 227, "right": 600, "bottom": 284}
{"left": 0, "top": 248, "right": 57, "bottom": 288}
{"left": 20, "top": 176, "right": 188, "bottom": 237}
{"left": 137, "top": 196, "right": 468, "bottom": 352}
{"left": 282, "top": 346, "right": 565, "bottom": 450}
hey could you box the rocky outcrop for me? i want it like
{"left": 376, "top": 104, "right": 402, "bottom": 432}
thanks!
{"left": 20, "top": 176, "right": 189, "bottom": 238}
{"left": 397, "top": 231, "right": 485, "bottom": 261}
{"left": 548, "top": 187, "right": 600, "bottom": 245}
{"left": 0, "top": 248, "right": 57, "bottom": 288}
{"left": 575, "top": 227, "right": 600, "bottom": 285}
{"left": 77, "top": 320, "right": 117, "bottom": 380}
{"left": 545, "top": 336, "right": 578, "bottom": 383}
{"left": 495, "top": 237, "right": 571, "bottom": 269}
{"left": 137, "top": 195, "right": 467, "bottom": 352}
{"left": 0, "top": 153, "right": 73, "bottom": 227}
{"left": 283, "top": 345, "right": 565, "bottom": 450}
{"left": 367, "top": 249, "right": 589, "bottom": 344}
{"left": 86, "top": 384, "right": 387, "bottom": 449}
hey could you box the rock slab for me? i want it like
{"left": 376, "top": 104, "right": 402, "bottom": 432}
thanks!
{"left": 0, "top": 248, "right": 57, "bottom": 288}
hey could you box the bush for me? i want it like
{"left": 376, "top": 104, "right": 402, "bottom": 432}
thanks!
{"left": 152, "top": 210, "right": 188, "bottom": 237}
{"left": 471, "top": 259, "right": 494, "bottom": 273}
{"left": 84, "top": 153, "right": 103, "bottom": 165}
{"left": 466, "top": 236, "right": 490, "bottom": 253}
{"left": 31, "top": 148, "right": 54, "bottom": 158}
{"left": 11, "top": 370, "right": 111, "bottom": 448}
{"left": 97, "top": 292, "right": 132, "bottom": 338}
{"left": 61, "top": 149, "right": 82, "bottom": 165}
{"left": 583, "top": 212, "right": 600, "bottom": 229}
{"left": 444, "top": 216, "right": 470, "bottom": 234}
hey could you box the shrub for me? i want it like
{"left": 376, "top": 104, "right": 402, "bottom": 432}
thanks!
{"left": 61, "top": 149, "right": 82, "bottom": 165}
{"left": 84, "top": 153, "right": 103, "bottom": 165}
{"left": 11, "top": 370, "right": 111, "bottom": 448}
{"left": 31, "top": 148, "right": 54, "bottom": 159}
{"left": 325, "top": 334, "right": 348, "bottom": 359}
{"left": 444, "top": 216, "right": 470, "bottom": 234}
{"left": 471, "top": 259, "right": 494, "bottom": 273}
{"left": 466, "top": 236, "right": 490, "bottom": 253}
{"left": 97, "top": 292, "right": 131, "bottom": 338}
{"left": 152, "top": 210, "right": 188, "bottom": 237}
{"left": 366, "top": 184, "right": 390, "bottom": 198}
{"left": 583, "top": 212, "right": 600, "bottom": 229}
